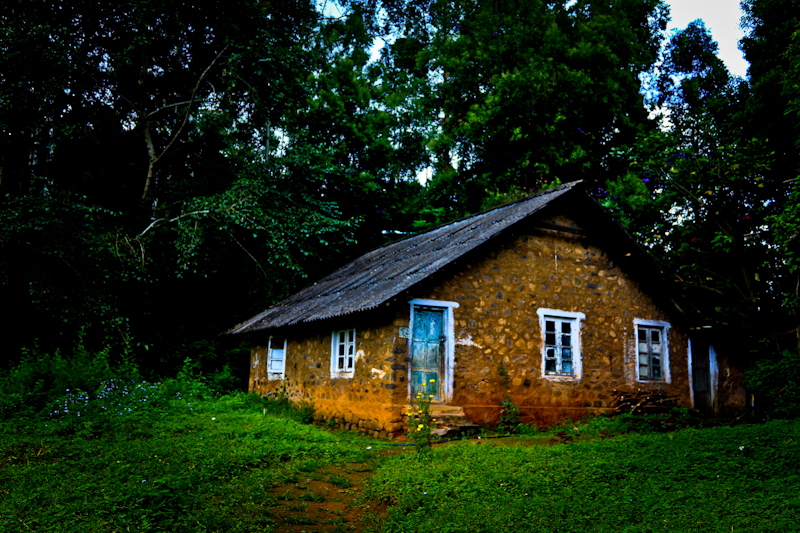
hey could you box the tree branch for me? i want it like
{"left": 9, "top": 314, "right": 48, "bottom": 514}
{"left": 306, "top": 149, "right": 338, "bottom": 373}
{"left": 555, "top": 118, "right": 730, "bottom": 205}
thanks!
{"left": 141, "top": 45, "right": 229, "bottom": 199}
{"left": 154, "top": 45, "right": 229, "bottom": 165}
{"left": 138, "top": 209, "right": 212, "bottom": 238}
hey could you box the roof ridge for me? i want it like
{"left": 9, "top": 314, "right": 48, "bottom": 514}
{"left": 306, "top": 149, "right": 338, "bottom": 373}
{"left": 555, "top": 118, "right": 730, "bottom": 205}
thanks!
{"left": 228, "top": 180, "right": 584, "bottom": 333}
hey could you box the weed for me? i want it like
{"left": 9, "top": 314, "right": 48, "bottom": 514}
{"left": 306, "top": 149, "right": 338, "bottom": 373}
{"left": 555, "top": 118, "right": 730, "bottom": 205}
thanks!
{"left": 0, "top": 375, "right": 378, "bottom": 533}
{"left": 364, "top": 419, "right": 800, "bottom": 533}
{"left": 328, "top": 474, "right": 353, "bottom": 488}
{"left": 299, "top": 492, "right": 326, "bottom": 502}
{"left": 285, "top": 515, "right": 315, "bottom": 525}
{"left": 549, "top": 430, "right": 579, "bottom": 444}
{"left": 283, "top": 502, "right": 309, "bottom": 512}
{"left": 406, "top": 386, "right": 436, "bottom": 456}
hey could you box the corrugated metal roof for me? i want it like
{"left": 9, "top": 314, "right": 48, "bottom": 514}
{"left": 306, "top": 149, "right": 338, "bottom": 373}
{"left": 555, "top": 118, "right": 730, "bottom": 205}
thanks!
{"left": 228, "top": 181, "right": 582, "bottom": 334}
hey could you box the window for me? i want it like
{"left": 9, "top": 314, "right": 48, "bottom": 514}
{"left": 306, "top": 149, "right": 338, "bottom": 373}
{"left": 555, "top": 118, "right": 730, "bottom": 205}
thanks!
{"left": 266, "top": 336, "right": 286, "bottom": 380}
{"left": 537, "top": 309, "right": 585, "bottom": 380}
{"left": 331, "top": 329, "right": 356, "bottom": 376}
{"left": 634, "top": 319, "right": 671, "bottom": 382}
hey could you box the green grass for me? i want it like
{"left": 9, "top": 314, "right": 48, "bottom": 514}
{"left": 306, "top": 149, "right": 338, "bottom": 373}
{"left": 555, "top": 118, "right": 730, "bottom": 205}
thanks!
{"left": 4, "top": 362, "right": 799, "bottom": 533}
{"left": 364, "top": 419, "right": 800, "bottom": 532}
{"left": 0, "top": 384, "right": 377, "bottom": 532}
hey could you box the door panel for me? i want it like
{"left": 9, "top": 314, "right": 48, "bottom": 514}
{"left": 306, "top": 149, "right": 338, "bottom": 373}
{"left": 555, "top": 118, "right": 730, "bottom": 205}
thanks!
{"left": 411, "top": 308, "right": 444, "bottom": 401}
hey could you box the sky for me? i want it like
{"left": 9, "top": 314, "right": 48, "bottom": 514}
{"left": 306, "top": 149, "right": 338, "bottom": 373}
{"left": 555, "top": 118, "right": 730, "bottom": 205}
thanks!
{"left": 666, "top": 0, "right": 749, "bottom": 78}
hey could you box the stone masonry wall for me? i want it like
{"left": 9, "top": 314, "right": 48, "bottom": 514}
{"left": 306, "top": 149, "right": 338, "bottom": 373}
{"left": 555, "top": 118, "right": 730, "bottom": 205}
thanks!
{"left": 248, "top": 214, "right": 702, "bottom": 435}
{"left": 250, "top": 312, "right": 411, "bottom": 438}
{"left": 412, "top": 216, "right": 693, "bottom": 428}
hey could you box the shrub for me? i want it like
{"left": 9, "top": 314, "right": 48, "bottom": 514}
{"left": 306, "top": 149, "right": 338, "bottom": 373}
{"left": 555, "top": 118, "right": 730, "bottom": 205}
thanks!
{"left": 407, "top": 389, "right": 436, "bottom": 456}
{"left": 746, "top": 349, "right": 800, "bottom": 419}
{"left": 0, "top": 339, "right": 138, "bottom": 419}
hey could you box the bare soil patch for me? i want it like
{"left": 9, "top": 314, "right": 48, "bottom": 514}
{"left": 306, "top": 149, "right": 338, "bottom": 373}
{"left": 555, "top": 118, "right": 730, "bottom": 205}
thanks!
{"left": 268, "top": 449, "right": 406, "bottom": 533}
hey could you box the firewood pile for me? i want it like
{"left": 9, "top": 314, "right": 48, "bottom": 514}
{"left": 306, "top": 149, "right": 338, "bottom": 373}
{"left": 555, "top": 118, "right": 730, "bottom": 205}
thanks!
{"left": 612, "top": 389, "right": 679, "bottom": 414}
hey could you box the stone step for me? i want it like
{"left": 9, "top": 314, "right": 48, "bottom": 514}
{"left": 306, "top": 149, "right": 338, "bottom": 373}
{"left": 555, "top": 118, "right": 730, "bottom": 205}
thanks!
{"left": 430, "top": 404, "right": 467, "bottom": 417}
{"left": 406, "top": 404, "right": 480, "bottom": 438}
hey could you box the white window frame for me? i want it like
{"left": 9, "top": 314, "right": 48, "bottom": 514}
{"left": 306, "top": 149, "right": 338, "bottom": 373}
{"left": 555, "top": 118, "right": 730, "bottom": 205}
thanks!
{"left": 687, "top": 339, "right": 718, "bottom": 408}
{"left": 330, "top": 328, "right": 356, "bottom": 378}
{"left": 266, "top": 336, "right": 287, "bottom": 380}
{"left": 537, "top": 308, "right": 585, "bottom": 381}
{"left": 633, "top": 318, "right": 671, "bottom": 383}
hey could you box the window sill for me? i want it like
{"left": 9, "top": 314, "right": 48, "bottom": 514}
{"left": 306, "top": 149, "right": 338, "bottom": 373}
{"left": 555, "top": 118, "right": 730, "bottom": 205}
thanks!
{"left": 543, "top": 373, "right": 579, "bottom": 382}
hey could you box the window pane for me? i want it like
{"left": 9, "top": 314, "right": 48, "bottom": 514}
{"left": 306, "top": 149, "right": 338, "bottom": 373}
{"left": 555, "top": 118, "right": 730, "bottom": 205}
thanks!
{"left": 545, "top": 332, "right": 556, "bottom": 345}
{"left": 651, "top": 330, "right": 660, "bottom": 343}
{"left": 348, "top": 330, "right": 355, "bottom": 343}
{"left": 639, "top": 342, "right": 648, "bottom": 355}
{"left": 561, "top": 334, "right": 571, "bottom": 347}
{"left": 562, "top": 361, "right": 572, "bottom": 374}
{"left": 651, "top": 342, "right": 661, "bottom": 355}
{"left": 347, "top": 356, "right": 353, "bottom": 369}
{"left": 546, "top": 348, "right": 555, "bottom": 359}
{"left": 640, "top": 364, "right": 649, "bottom": 378}
{"left": 638, "top": 328, "right": 646, "bottom": 342}
{"left": 562, "top": 347, "right": 572, "bottom": 361}
{"left": 337, "top": 357, "right": 344, "bottom": 369}
{"left": 545, "top": 360, "right": 556, "bottom": 373}
{"left": 545, "top": 320, "right": 555, "bottom": 332}
{"left": 561, "top": 322, "right": 571, "bottom": 334}
{"left": 339, "top": 344, "right": 345, "bottom": 356}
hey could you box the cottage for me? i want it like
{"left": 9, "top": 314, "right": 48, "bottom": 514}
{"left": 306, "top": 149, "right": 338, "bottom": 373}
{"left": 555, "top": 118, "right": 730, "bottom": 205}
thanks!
{"left": 229, "top": 181, "right": 745, "bottom": 437}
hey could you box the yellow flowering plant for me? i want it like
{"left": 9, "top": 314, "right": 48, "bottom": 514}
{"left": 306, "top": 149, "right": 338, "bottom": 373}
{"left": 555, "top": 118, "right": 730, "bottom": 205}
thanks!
{"left": 406, "top": 380, "right": 437, "bottom": 456}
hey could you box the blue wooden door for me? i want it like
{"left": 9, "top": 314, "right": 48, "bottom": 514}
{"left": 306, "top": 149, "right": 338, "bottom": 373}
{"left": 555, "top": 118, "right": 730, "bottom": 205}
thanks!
{"left": 411, "top": 308, "right": 444, "bottom": 401}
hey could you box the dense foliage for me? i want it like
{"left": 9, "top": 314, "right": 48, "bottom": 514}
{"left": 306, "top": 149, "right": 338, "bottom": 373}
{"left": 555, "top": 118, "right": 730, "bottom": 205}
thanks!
{"left": 602, "top": 3, "right": 800, "bottom": 364}
{"left": 2, "top": 0, "right": 800, "bottom": 383}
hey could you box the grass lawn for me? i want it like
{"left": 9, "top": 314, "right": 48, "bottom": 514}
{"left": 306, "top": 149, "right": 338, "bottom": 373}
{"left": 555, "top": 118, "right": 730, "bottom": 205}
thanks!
{"left": 365, "top": 419, "right": 800, "bottom": 533}
{"left": 0, "top": 384, "right": 378, "bottom": 532}
{"left": 2, "top": 378, "right": 798, "bottom": 533}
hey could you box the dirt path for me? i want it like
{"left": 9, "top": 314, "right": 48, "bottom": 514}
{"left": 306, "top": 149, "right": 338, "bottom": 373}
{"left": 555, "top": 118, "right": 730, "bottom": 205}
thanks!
{"left": 268, "top": 449, "right": 404, "bottom": 533}
{"left": 266, "top": 437, "right": 555, "bottom": 532}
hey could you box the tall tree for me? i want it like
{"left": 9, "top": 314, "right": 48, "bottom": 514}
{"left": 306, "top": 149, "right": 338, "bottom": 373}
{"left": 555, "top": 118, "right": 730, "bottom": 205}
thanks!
{"left": 603, "top": 20, "right": 792, "bottom": 355}
{"left": 355, "top": 0, "right": 669, "bottom": 217}
{"left": 0, "top": 0, "right": 357, "bottom": 368}
{"left": 740, "top": 0, "right": 800, "bottom": 180}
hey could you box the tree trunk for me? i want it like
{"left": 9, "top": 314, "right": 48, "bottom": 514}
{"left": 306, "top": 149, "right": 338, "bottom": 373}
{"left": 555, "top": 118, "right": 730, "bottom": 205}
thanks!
{"left": 143, "top": 124, "right": 157, "bottom": 200}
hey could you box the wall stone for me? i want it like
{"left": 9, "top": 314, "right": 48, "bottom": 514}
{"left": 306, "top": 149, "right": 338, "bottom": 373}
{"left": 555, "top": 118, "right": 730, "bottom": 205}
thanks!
{"left": 248, "top": 214, "right": 741, "bottom": 434}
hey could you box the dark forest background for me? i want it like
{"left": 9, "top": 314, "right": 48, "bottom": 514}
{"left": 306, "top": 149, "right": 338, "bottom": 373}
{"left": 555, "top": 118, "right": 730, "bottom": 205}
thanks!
{"left": 2, "top": 0, "right": 799, "bottom": 396}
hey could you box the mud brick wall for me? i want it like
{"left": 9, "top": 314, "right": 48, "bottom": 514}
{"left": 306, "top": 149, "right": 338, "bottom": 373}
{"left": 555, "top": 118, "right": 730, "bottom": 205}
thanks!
{"left": 414, "top": 216, "right": 693, "bottom": 428}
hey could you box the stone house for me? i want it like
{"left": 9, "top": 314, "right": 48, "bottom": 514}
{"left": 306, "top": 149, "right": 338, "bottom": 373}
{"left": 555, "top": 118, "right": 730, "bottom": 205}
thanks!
{"left": 228, "top": 181, "right": 746, "bottom": 437}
